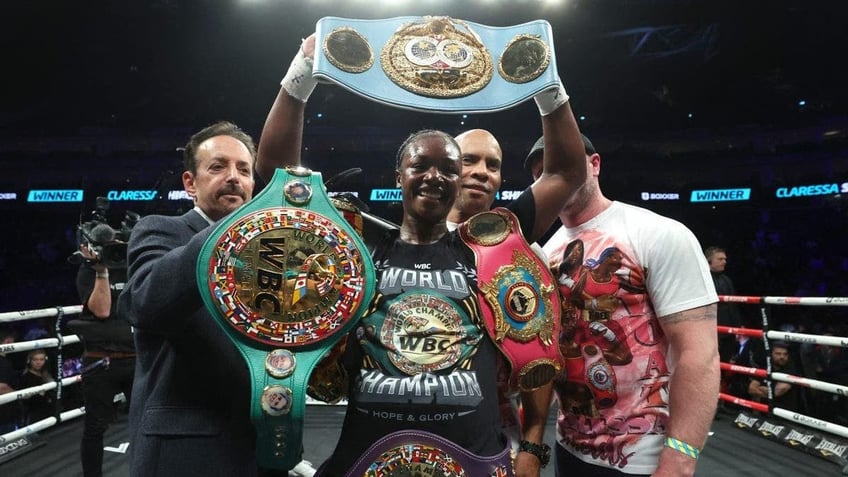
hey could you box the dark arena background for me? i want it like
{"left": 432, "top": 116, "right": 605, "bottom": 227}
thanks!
{"left": 2, "top": 1, "right": 848, "bottom": 476}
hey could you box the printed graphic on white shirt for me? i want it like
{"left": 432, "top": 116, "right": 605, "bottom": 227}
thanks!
{"left": 542, "top": 201, "right": 717, "bottom": 473}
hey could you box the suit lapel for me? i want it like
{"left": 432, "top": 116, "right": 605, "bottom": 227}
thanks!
{"left": 183, "top": 209, "right": 212, "bottom": 234}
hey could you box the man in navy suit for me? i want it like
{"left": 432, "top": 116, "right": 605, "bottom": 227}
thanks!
{"left": 119, "top": 121, "right": 261, "bottom": 476}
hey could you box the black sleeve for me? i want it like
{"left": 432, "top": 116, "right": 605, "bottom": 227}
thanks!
{"left": 75, "top": 265, "right": 96, "bottom": 317}
{"left": 505, "top": 187, "right": 536, "bottom": 241}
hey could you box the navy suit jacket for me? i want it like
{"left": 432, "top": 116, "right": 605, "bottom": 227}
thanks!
{"left": 119, "top": 209, "right": 257, "bottom": 476}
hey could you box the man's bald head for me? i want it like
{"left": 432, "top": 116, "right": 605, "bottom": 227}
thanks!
{"left": 448, "top": 129, "right": 503, "bottom": 224}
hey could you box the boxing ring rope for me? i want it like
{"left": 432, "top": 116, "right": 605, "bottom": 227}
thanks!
{"left": 1, "top": 303, "right": 320, "bottom": 476}
{"left": 0, "top": 305, "right": 88, "bottom": 447}
{"left": 1, "top": 303, "right": 337, "bottom": 452}
{"left": 716, "top": 294, "right": 848, "bottom": 466}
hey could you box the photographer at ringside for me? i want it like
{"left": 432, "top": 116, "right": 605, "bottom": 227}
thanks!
{"left": 70, "top": 202, "right": 136, "bottom": 477}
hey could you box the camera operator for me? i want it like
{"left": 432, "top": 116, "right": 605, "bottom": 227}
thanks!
{"left": 72, "top": 222, "right": 135, "bottom": 477}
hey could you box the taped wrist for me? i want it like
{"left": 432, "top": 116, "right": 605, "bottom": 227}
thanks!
{"left": 280, "top": 47, "right": 317, "bottom": 103}
{"left": 534, "top": 82, "right": 569, "bottom": 116}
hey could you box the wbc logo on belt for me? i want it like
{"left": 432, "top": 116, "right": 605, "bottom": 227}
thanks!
{"left": 205, "top": 207, "right": 368, "bottom": 347}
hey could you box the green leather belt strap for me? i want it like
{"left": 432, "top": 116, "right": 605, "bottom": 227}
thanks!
{"left": 197, "top": 166, "right": 375, "bottom": 470}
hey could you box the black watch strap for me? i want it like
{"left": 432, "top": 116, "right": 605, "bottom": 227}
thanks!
{"left": 519, "top": 440, "right": 551, "bottom": 468}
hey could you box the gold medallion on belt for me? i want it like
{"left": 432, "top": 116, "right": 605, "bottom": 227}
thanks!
{"left": 498, "top": 34, "right": 551, "bottom": 84}
{"left": 322, "top": 27, "right": 374, "bottom": 73}
{"left": 381, "top": 16, "right": 493, "bottom": 98}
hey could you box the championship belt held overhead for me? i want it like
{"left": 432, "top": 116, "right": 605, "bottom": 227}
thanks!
{"left": 313, "top": 16, "right": 560, "bottom": 114}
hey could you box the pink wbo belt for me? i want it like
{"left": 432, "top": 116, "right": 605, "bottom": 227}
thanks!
{"left": 459, "top": 208, "right": 563, "bottom": 392}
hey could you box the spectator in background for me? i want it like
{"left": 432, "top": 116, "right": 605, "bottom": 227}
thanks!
{"left": 705, "top": 246, "right": 743, "bottom": 365}
{"left": 748, "top": 342, "right": 800, "bottom": 412}
{"left": 1, "top": 329, "right": 20, "bottom": 433}
{"left": 727, "top": 333, "right": 763, "bottom": 404}
{"left": 814, "top": 325, "right": 848, "bottom": 425}
{"left": 19, "top": 349, "right": 55, "bottom": 425}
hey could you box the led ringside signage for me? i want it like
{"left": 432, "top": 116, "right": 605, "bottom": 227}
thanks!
{"left": 690, "top": 188, "right": 751, "bottom": 203}
{"left": 641, "top": 192, "right": 680, "bottom": 201}
{"left": 497, "top": 190, "right": 524, "bottom": 201}
{"left": 27, "top": 189, "right": 84, "bottom": 203}
{"left": 370, "top": 189, "right": 403, "bottom": 201}
{"left": 369, "top": 189, "right": 524, "bottom": 202}
{"left": 775, "top": 182, "right": 848, "bottom": 198}
{"left": 106, "top": 190, "right": 158, "bottom": 201}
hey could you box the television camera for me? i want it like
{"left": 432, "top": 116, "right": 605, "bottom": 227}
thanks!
{"left": 68, "top": 196, "right": 139, "bottom": 269}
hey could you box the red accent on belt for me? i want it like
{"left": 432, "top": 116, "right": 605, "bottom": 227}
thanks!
{"left": 459, "top": 208, "right": 563, "bottom": 392}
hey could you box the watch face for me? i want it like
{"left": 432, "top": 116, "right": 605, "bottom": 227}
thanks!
{"left": 204, "top": 207, "right": 368, "bottom": 347}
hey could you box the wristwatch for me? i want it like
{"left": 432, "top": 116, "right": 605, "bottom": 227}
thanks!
{"left": 519, "top": 440, "right": 551, "bottom": 467}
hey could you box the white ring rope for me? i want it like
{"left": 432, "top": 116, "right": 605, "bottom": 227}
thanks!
{"left": 772, "top": 408, "right": 848, "bottom": 440}
{"left": 771, "top": 372, "right": 848, "bottom": 397}
{"left": 719, "top": 296, "right": 848, "bottom": 306}
{"left": 765, "top": 330, "right": 848, "bottom": 349}
{"left": 2, "top": 297, "right": 847, "bottom": 453}
{"left": 1, "top": 305, "right": 87, "bottom": 446}
{"left": 0, "top": 305, "right": 83, "bottom": 323}
{"left": 0, "top": 335, "right": 81, "bottom": 356}
{"left": 0, "top": 408, "right": 85, "bottom": 446}
{"left": 717, "top": 294, "right": 848, "bottom": 446}
{"left": 0, "top": 376, "right": 81, "bottom": 407}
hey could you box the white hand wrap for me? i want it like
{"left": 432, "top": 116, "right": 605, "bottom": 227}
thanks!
{"left": 280, "top": 47, "right": 317, "bottom": 103}
{"left": 534, "top": 82, "right": 569, "bottom": 116}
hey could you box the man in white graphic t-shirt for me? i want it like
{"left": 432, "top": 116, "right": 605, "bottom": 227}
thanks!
{"left": 518, "top": 135, "right": 719, "bottom": 477}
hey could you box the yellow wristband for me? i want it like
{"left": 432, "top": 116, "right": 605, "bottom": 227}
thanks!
{"left": 664, "top": 436, "right": 700, "bottom": 459}
{"left": 95, "top": 272, "right": 109, "bottom": 279}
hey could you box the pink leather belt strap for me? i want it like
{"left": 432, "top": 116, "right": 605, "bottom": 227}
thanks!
{"left": 459, "top": 208, "right": 563, "bottom": 392}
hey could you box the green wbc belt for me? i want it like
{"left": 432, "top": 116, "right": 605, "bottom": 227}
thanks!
{"left": 197, "top": 166, "right": 375, "bottom": 470}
